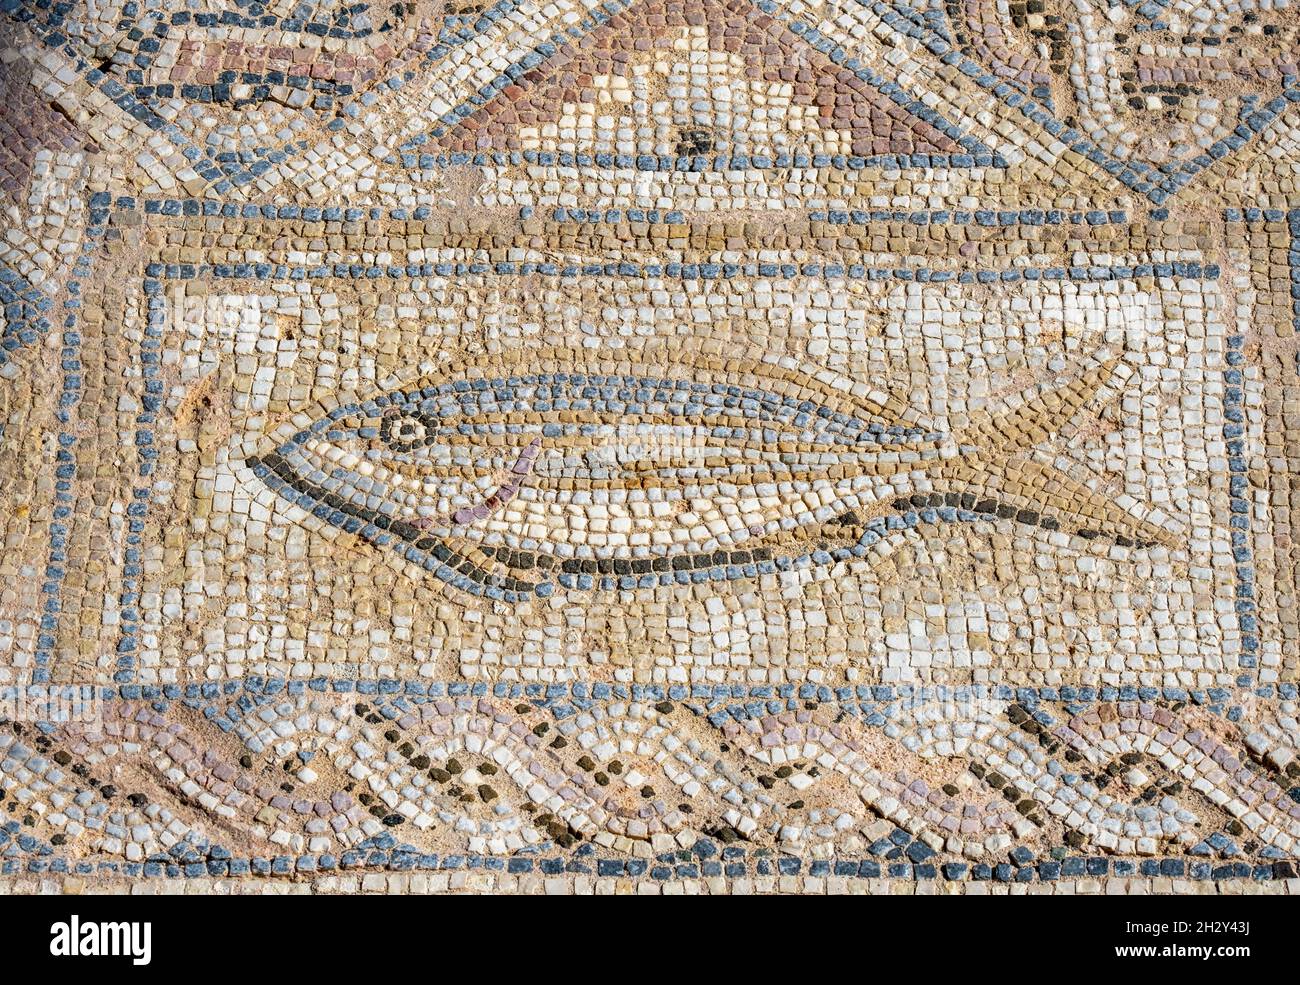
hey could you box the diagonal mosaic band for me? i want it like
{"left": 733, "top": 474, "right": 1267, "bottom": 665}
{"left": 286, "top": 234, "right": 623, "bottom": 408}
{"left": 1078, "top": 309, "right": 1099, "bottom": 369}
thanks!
{"left": 1, "top": 0, "right": 1300, "bottom": 896}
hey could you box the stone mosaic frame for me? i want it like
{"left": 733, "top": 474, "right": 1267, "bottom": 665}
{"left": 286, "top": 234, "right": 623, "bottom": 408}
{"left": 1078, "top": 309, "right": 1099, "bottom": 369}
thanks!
{"left": 62, "top": 200, "right": 1244, "bottom": 690}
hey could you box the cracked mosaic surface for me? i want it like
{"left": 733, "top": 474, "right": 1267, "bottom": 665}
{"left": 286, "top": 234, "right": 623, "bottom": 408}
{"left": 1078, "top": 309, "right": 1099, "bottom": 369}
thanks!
{"left": 1, "top": 0, "right": 1300, "bottom": 896}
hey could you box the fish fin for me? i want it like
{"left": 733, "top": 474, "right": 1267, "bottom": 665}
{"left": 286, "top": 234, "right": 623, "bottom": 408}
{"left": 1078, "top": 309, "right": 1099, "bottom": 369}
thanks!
{"left": 954, "top": 353, "right": 1124, "bottom": 453}
{"left": 937, "top": 452, "right": 1180, "bottom": 548}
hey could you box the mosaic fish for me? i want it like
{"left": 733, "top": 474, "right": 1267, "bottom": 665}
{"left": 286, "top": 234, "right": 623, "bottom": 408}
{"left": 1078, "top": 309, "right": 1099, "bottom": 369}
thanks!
{"left": 245, "top": 347, "right": 1177, "bottom": 602}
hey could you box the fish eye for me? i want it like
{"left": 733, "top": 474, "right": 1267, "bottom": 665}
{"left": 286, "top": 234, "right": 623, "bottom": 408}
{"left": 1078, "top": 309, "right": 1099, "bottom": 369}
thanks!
{"left": 378, "top": 411, "right": 432, "bottom": 450}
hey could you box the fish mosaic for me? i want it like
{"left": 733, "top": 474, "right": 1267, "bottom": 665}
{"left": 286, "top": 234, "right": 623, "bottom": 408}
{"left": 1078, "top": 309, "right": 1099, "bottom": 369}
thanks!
{"left": 246, "top": 348, "right": 1178, "bottom": 602}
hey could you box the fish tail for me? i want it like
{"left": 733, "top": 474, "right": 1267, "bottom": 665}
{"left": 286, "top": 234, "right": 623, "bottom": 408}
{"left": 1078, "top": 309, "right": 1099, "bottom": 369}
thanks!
{"left": 936, "top": 452, "right": 1179, "bottom": 548}
{"left": 938, "top": 353, "right": 1179, "bottom": 548}
{"left": 954, "top": 352, "right": 1124, "bottom": 452}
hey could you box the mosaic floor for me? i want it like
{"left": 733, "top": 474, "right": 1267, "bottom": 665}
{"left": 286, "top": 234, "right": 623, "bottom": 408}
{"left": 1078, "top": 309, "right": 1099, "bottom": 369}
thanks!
{"left": 0, "top": 0, "right": 1299, "bottom": 898}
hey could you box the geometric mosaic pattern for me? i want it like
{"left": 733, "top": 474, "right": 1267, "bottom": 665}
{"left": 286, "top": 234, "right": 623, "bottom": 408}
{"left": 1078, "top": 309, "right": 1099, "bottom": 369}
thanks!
{"left": 2, "top": 0, "right": 1300, "bottom": 895}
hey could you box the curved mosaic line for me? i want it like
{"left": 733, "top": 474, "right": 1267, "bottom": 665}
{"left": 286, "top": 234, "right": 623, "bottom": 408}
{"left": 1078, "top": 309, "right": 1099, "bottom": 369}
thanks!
{"left": 7, "top": 691, "right": 1296, "bottom": 883}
